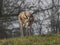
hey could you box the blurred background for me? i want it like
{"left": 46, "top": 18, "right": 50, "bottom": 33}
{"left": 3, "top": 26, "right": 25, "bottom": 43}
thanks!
{"left": 0, "top": 0, "right": 60, "bottom": 38}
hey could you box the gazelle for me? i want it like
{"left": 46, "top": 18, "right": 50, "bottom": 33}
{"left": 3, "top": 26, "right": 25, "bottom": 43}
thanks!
{"left": 18, "top": 11, "right": 34, "bottom": 36}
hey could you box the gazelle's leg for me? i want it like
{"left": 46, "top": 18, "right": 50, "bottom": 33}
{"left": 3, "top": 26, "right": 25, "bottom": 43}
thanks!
{"left": 27, "top": 27, "right": 31, "bottom": 36}
{"left": 20, "top": 22, "right": 23, "bottom": 36}
{"left": 26, "top": 27, "right": 30, "bottom": 36}
{"left": 30, "top": 25, "right": 33, "bottom": 35}
{"left": 26, "top": 25, "right": 28, "bottom": 35}
{"left": 26, "top": 27, "right": 28, "bottom": 36}
{"left": 26, "top": 26, "right": 32, "bottom": 36}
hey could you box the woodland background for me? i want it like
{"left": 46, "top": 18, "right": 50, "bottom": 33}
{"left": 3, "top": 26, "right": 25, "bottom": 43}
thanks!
{"left": 0, "top": 0, "right": 60, "bottom": 38}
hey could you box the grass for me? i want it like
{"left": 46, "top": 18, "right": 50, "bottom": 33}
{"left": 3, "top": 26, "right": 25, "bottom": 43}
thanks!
{"left": 0, "top": 34, "right": 60, "bottom": 45}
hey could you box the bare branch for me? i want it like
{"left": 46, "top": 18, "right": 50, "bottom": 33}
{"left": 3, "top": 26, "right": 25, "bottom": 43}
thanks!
{"left": 32, "top": 5, "right": 60, "bottom": 14}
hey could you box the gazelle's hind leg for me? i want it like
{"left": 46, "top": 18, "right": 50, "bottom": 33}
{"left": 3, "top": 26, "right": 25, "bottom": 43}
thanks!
{"left": 28, "top": 27, "right": 32, "bottom": 36}
{"left": 25, "top": 27, "right": 30, "bottom": 36}
{"left": 30, "top": 26, "right": 33, "bottom": 35}
{"left": 26, "top": 26, "right": 33, "bottom": 36}
{"left": 20, "top": 22, "right": 24, "bottom": 37}
{"left": 28, "top": 27, "right": 30, "bottom": 36}
{"left": 26, "top": 27, "right": 28, "bottom": 36}
{"left": 26, "top": 27, "right": 31, "bottom": 36}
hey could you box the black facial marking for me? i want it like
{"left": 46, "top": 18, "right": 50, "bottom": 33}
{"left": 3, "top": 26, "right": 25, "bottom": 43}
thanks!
{"left": 24, "top": 12, "right": 28, "bottom": 19}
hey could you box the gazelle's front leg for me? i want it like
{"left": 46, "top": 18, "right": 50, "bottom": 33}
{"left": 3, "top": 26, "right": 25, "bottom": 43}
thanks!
{"left": 20, "top": 22, "right": 24, "bottom": 36}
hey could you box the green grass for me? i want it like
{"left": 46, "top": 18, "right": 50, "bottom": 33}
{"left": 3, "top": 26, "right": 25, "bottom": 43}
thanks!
{"left": 0, "top": 34, "right": 60, "bottom": 45}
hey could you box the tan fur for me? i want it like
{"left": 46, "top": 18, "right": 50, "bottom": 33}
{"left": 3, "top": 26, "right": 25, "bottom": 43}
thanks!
{"left": 18, "top": 11, "right": 34, "bottom": 36}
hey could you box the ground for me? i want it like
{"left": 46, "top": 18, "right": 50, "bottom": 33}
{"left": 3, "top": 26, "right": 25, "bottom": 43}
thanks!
{"left": 0, "top": 34, "right": 60, "bottom": 45}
